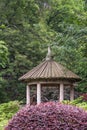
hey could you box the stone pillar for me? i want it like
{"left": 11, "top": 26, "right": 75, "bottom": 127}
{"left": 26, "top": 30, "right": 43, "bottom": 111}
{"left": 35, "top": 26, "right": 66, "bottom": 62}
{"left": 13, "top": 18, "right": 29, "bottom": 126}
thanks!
{"left": 37, "top": 83, "right": 41, "bottom": 104}
{"left": 59, "top": 83, "right": 64, "bottom": 102}
{"left": 70, "top": 85, "right": 74, "bottom": 101}
{"left": 26, "top": 85, "right": 30, "bottom": 105}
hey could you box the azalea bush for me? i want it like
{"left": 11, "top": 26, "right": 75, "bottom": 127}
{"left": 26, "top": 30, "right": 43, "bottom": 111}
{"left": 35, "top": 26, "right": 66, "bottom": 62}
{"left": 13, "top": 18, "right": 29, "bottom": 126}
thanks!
{"left": 5, "top": 102, "right": 87, "bottom": 130}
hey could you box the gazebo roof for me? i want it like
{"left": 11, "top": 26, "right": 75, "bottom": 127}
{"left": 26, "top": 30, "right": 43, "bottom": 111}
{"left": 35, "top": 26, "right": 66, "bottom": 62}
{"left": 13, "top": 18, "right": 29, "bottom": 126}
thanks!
{"left": 19, "top": 47, "right": 81, "bottom": 82}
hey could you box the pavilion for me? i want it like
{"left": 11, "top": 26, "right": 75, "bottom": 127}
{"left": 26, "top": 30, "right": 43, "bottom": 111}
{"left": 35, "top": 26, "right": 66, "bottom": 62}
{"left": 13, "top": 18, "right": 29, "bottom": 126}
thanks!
{"left": 19, "top": 46, "right": 81, "bottom": 105}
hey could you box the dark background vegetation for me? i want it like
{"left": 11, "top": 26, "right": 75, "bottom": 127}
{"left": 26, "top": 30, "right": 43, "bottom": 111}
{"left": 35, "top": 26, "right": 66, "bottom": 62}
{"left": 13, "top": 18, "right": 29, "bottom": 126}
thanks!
{"left": 0, "top": 0, "right": 87, "bottom": 103}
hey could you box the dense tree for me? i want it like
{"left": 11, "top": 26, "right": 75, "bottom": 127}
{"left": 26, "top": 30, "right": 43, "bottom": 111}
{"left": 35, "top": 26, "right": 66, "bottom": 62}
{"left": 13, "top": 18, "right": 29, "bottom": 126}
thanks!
{"left": 46, "top": 0, "right": 87, "bottom": 92}
{"left": 0, "top": 41, "right": 9, "bottom": 103}
{"left": 0, "top": 41, "right": 8, "bottom": 68}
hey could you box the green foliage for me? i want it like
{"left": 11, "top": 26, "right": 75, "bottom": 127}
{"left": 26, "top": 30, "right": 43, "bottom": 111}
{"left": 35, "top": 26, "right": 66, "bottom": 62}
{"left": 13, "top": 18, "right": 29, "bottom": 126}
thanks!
{"left": 46, "top": 0, "right": 87, "bottom": 90}
{"left": 63, "top": 96, "right": 87, "bottom": 110}
{"left": 0, "top": 101, "right": 20, "bottom": 130}
{"left": 51, "top": 27, "right": 87, "bottom": 93}
{"left": 0, "top": 41, "right": 9, "bottom": 68}
{"left": 47, "top": 0, "right": 87, "bottom": 31}
{"left": 69, "top": 96, "right": 83, "bottom": 105}
{"left": 70, "top": 97, "right": 87, "bottom": 110}
{"left": 0, "top": 101, "right": 20, "bottom": 122}
{"left": 0, "top": 120, "right": 8, "bottom": 130}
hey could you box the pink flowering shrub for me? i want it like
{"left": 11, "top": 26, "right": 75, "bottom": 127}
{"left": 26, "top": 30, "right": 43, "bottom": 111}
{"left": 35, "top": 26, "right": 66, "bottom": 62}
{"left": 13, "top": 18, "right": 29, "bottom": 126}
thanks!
{"left": 5, "top": 102, "right": 87, "bottom": 130}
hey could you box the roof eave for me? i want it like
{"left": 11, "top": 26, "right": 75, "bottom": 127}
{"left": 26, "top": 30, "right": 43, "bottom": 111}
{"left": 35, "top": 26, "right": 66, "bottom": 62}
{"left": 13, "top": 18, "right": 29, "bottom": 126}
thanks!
{"left": 18, "top": 76, "right": 81, "bottom": 83}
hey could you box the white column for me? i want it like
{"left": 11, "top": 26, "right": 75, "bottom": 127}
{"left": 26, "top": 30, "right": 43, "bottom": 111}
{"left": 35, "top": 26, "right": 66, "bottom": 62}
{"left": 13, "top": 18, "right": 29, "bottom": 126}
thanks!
{"left": 26, "top": 85, "right": 30, "bottom": 105}
{"left": 37, "top": 83, "right": 41, "bottom": 104}
{"left": 59, "top": 83, "right": 64, "bottom": 102}
{"left": 70, "top": 86, "right": 74, "bottom": 101}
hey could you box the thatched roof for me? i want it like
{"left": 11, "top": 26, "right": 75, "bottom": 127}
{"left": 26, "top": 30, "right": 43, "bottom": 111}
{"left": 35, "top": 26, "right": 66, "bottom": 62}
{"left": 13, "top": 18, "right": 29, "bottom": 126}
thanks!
{"left": 19, "top": 47, "right": 80, "bottom": 82}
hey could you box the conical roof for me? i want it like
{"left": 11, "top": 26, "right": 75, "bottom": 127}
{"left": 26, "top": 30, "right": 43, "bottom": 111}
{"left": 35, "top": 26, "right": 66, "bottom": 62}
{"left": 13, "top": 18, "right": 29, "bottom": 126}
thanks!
{"left": 19, "top": 47, "right": 81, "bottom": 82}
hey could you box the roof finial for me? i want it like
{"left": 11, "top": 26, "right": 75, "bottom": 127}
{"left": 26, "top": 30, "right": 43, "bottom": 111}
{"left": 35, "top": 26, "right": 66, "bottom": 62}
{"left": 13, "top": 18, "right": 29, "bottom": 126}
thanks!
{"left": 46, "top": 45, "right": 52, "bottom": 61}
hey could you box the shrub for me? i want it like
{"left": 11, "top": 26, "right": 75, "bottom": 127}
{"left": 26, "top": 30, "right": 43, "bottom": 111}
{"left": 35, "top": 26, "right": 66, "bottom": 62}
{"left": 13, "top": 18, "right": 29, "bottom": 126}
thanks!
{"left": 69, "top": 96, "right": 83, "bottom": 105}
{"left": 0, "top": 101, "right": 20, "bottom": 122}
{"left": 63, "top": 96, "right": 87, "bottom": 110}
{"left": 76, "top": 102, "right": 87, "bottom": 110}
{"left": 0, "top": 120, "right": 8, "bottom": 130}
{"left": 5, "top": 102, "right": 87, "bottom": 130}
